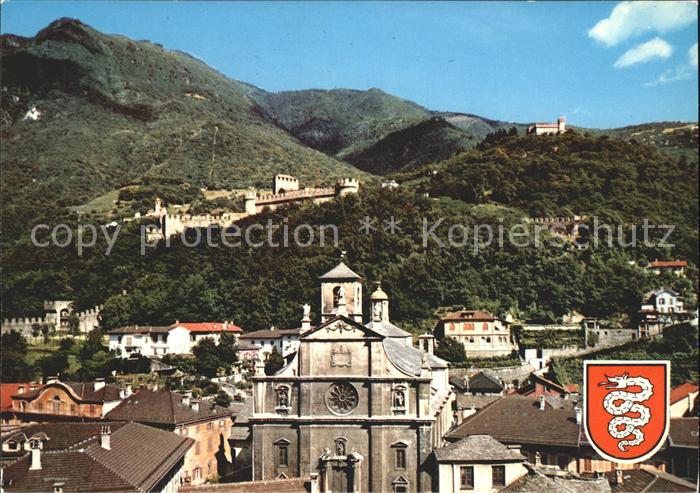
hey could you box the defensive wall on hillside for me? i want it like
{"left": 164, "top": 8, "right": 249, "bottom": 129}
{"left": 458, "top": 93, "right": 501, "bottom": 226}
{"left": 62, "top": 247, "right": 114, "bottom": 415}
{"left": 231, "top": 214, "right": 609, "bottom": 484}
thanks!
{"left": 1, "top": 300, "right": 101, "bottom": 338}
{"left": 146, "top": 175, "right": 359, "bottom": 239}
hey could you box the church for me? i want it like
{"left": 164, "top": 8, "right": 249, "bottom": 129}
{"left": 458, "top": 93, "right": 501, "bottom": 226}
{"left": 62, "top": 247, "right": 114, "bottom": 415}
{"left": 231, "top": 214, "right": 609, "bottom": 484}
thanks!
{"left": 250, "top": 259, "right": 454, "bottom": 493}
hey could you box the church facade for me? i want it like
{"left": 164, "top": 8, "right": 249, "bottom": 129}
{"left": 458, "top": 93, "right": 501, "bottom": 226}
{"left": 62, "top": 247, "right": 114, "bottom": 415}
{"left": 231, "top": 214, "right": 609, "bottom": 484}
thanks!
{"left": 250, "top": 261, "right": 453, "bottom": 493}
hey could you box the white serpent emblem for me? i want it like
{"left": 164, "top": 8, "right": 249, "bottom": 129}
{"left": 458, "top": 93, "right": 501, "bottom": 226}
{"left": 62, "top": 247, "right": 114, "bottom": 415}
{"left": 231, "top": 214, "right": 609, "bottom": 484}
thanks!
{"left": 599, "top": 373, "right": 653, "bottom": 451}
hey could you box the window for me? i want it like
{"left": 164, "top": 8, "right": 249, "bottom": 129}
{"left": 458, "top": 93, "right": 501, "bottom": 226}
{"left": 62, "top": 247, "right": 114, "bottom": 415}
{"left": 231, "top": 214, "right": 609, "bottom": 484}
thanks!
{"left": 70, "top": 404, "right": 76, "bottom": 414}
{"left": 195, "top": 442, "right": 200, "bottom": 455}
{"left": 219, "top": 419, "right": 225, "bottom": 428}
{"left": 583, "top": 456, "right": 592, "bottom": 472}
{"left": 36, "top": 403, "right": 43, "bottom": 411}
{"left": 460, "top": 466, "right": 474, "bottom": 490}
{"left": 207, "top": 422, "right": 213, "bottom": 430}
{"left": 395, "top": 448, "right": 406, "bottom": 469}
{"left": 89, "top": 405, "right": 96, "bottom": 415}
{"left": 278, "top": 444, "right": 288, "bottom": 467}
{"left": 492, "top": 465, "right": 505, "bottom": 487}
{"left": 193, "top": 467, "right": 201, "bottom": 480}
{"left": 207, "top": 437, "right": 213, "bottom": 451}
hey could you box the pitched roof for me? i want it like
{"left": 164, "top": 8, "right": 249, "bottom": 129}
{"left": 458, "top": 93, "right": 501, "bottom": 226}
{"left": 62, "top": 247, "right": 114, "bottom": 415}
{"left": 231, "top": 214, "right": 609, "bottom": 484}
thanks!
{"left": 318, "top": 261, "right": 362, "bottom": 280}
{"left": 12, "top": 381, "right": 121, "bottom": 403}
{"left": 0, "top": 422, "right": 193, "bottom": 493}
{"left": 382, "top": 337, "right": 448, "bottom": 376}
{"left": 2, "top": 422, "right": 128, "bottom": 451}
{"left": 1, "top": 383, "right": 42, "bottom": 412}
{"left": 446, "top": 396, "right": 581, "bottom": 447}
{"left": 455, "top": 394, "right": 502, "bottom": 410}
{"left": 364, "top": 320, "right": 412, "bottom": 339}
{"left": 434, "top": 434, "right": 525, "bottom": 462}
{"left": 179, "top": 478, "right": 310, "bottom": 493}
{"left": 670, "top": 382, "right": 699, "bottom": 404}
{"left": 467, "top": 371, "right": 504, "bottom": 392}
{"left": 238, "top": 328, "right": 301, "bottom": 340}
{"left": 108, "top": 325, "right": 175, "bottom": 335}
{"left": 603, "top": 469, "right": 696, "bottom": 492}
{"left": 173, "top": 322, "right": 241, "bottom": 333}
{"left": 105, "top": 389, "right": 232, "bottom": 426}
{"left": 440, "top": 310, "right": 499, "bottom": 322}
{"left": 668, "top": 418, "right": 699, "bottom": 448}
{"left": 502, "top": 467, "right": 610, "bottom": 493}
{"left": 650, "top": 260, "right": 688, "bottom": 268}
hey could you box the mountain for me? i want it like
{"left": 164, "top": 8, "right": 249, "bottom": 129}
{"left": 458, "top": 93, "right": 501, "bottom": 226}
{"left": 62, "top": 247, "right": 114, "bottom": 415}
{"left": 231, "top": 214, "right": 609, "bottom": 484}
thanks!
{"left": 255, "top": 89, "right": 513, "bottom": 174}
{"left": 0, "top": 18, "right": 364, "bottom": 239}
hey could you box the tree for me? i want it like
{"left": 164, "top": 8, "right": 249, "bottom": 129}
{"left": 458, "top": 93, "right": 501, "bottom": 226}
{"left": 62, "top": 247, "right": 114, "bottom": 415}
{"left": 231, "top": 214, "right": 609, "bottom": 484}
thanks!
{"left": 434, "top": 336, "right": 467, "bottom": 364}
{"left": 0, "top": 331, "right": 35, "bottom": 381}
{"left": 214, "top": 390, "right": 232, "bottom": 408}
{"left": 192, "top": 338, "right": 223, "bottom": 377}
{"left": 264, "top": 348, "right": 285, "bottom": 375}
{"left": 38, "top": 352, "right": 70, "bottom": 378}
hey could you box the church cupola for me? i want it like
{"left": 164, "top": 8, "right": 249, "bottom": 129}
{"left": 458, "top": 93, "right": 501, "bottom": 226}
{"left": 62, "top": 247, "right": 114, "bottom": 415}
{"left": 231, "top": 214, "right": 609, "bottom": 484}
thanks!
{"left": 319, "top": 253, "right": 363, "bottom": 323}
{"left": 370, "top": 282, "right": 390, "bottom": 323}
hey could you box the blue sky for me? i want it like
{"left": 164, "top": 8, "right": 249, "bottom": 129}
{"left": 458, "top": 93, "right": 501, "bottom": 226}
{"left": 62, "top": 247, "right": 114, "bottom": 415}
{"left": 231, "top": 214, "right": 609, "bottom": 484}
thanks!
{"left": 1, "top": 1, "right": 697, "bottom": 128}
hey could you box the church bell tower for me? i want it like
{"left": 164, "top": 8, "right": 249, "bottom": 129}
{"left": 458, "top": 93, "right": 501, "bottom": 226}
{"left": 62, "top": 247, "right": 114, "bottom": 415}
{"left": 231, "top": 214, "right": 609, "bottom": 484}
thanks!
{"left": 318, "top": 254, "right": 363, "bottom": 323}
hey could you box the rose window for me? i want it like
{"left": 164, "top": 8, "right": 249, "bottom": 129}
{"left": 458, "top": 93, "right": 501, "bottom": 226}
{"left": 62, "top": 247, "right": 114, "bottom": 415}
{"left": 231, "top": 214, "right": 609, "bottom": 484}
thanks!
{"left": 325, "top": 382, "right": 359, "bottom": 415}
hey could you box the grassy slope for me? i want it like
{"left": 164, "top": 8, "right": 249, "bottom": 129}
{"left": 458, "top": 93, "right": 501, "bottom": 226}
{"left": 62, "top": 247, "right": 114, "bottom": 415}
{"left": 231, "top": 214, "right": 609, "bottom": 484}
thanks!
{"left": 1, "top": 18, "right": 365, "bottom": 240}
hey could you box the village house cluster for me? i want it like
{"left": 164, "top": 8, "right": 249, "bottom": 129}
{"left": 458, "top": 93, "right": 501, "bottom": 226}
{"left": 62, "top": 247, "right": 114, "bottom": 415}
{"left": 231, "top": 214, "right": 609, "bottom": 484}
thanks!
{"left": 1, "top": 256, "right": 698, "bottom": 493}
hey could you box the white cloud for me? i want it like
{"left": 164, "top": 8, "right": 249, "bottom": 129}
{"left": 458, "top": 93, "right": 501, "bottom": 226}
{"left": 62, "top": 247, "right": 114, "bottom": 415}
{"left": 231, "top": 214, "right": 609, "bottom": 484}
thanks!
{"left": 645, "top": 42, "right": 699, "bottom": 86}
{"left": 589, "top": 1, "right": 697, "bottom": 46}
{"left": 614, "top": 37, "right": 673, "bottom": 68}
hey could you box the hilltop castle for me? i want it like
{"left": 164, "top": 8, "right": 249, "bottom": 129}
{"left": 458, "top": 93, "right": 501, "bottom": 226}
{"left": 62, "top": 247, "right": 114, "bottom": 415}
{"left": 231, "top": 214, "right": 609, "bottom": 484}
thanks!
{"left": 1, "top": 300, "right": 101, "bottom": 338}
{"left": 527, "top": 116, "right": 566, "bottom": 136}
{"left": 147, "top": 174, "right": 359, "bottom": 239}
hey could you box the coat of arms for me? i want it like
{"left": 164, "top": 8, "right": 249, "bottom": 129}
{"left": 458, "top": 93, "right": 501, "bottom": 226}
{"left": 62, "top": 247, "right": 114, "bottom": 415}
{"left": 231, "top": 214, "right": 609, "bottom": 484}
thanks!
{"left": 583, "top": 360, "right": 670, "bottom": 463}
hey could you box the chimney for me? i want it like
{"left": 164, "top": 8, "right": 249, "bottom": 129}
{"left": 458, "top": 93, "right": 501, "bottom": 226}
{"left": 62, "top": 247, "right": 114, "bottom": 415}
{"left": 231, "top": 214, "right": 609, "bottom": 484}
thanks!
{"left": 614, "top": 468, "right": 623, "bottom": 485}
{"left": 575, "top": 407, "right": 582, "bottom": 425}
{"left": 255, "top": 360, "right": 265, "bottom": 376}
{"left": 301, "top": 304, "right": 311, "bottom": 333}
{"left": 52, "top": 482, "right": 65, "bottom": 493}
{"left": 29, "top": 440, "right": 42, "bottom": 470}
{"left": 191, "top": 400, "right": 200, "bottom": 412}
{"left": 46, "top": 376, "right": 59, "bottom": 384}
{"left": 182, "top": 391, "right": 192, "bottom": 406}
{"left": 17, "top": 385, "right": 25, "bottom": 394}
{"left": 100, "top": 426, "right": 111, "bottom": 450}
{"left": 94, "top": 378, "right": 105, "bottom": 391}
{"left": 539, "top": 395, "right": 546, "bottom": 410}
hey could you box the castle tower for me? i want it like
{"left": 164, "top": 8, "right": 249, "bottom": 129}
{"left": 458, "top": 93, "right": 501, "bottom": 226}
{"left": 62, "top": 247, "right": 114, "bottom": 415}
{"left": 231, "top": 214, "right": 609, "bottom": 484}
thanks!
{"left": 154, "top": 197, "right": 164, "bottom": 216}
{"left": 370, "top": 282, "right": 389, "bottom": 323}
{"left": 244, "top": 188, "right": 257, "bottom": 215}
{"left": 336, "top": 178, "right": 360, "bottom": 198}
{"left": 319, "top": 255, "right": 363, "bottom": 323}
{"left": 557, "top": 116, "right": 566, "bottom": 133}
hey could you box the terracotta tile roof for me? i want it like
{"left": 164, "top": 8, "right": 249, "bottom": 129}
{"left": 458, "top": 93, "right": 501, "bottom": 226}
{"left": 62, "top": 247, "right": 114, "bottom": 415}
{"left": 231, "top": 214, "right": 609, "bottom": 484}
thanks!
{"left": 441, "top": 310, "right": 499, "bottom": 321}
{"left": 0, "top": 422, "right": 193, "bottom": 492}
{"left": 105, "top": 389, "right": 232, "bottom": 426}
{"left": 2, "top": 422, "right": 128, "bottom": 451}
{"left": 670, "top": 382, "right": 699, "bottom": 404}
{"left": 1, "top": 383, "right": 42, "bottom": 412}
{"left": 12, "top": 381, "right": 121, "bottom": 403}
{"left": 434, "top": 434, "right": 525, "bottom": 462}
{"left": 174, "top": 322, "right": 241, "bottom": 333}
{"left": 603, "top": 469, "right": 696, "bottom": 492}
{"left": 668, "top": 418, "right": 699, "bottom": 448}
{"left": 446, "top": 396, "right": 581, "bottom": 447}
{"left": 650, "top": 260, "right": 688, "bottom": 268}
{"left": 238, "top": 328, "right": 300, "bottom": 340}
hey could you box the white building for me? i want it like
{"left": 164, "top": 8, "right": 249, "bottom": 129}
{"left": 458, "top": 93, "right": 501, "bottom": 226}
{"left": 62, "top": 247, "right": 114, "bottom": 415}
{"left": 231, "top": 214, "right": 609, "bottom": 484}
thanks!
{"left": 527, "top": 117, "right": 566, "bottom": 135}
{"left": 237, "top": 328, "right": 300, "bottom": 360}
{"left": 108, "top": 322, "right": 240, "bottom": 358}
{"left": 638, "top": 289, "right": 687, "bottom": 337}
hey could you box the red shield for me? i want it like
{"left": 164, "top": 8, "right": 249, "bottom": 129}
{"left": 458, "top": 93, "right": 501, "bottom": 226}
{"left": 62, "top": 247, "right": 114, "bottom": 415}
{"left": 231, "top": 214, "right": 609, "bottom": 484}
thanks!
{"left": 583, "top": 360, "right": 669, "bottom": 463}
